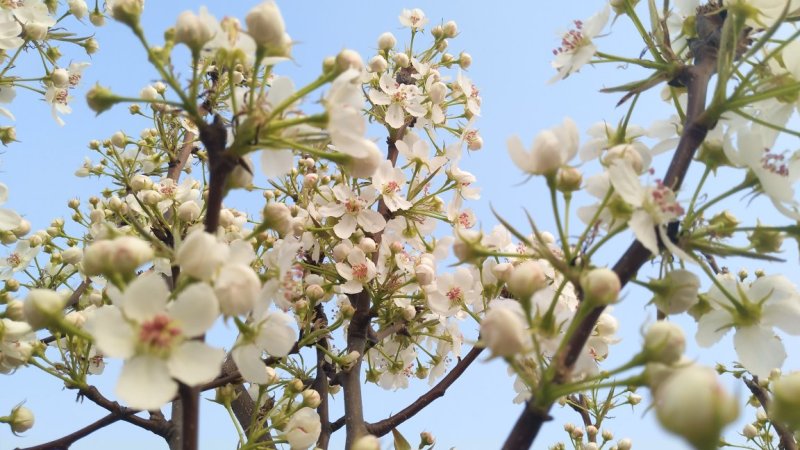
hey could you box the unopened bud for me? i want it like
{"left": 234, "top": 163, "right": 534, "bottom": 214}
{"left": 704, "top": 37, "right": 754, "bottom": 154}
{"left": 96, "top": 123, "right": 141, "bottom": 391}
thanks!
{"left": 581, "top": 268, "right": 620, "bottom": 305}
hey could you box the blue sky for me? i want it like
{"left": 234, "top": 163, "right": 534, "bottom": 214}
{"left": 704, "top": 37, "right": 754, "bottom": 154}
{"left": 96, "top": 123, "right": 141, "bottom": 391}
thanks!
{"left": 2, "top": 1, "right": 797, "bottom": 449}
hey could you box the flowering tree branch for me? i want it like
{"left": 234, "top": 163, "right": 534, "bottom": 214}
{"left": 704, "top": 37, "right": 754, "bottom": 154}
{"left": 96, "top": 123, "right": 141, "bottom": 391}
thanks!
{"left": 367, "top": 345, "right": 484, "bottom": 437}
{"left": 15, "top": 412, "right": 130, "bottom": 450}
{"left": 502, "top": 7, "right": 725, "bottom": 449}
{"left": 743, "top": 377, "right": 798, "bottom": 450}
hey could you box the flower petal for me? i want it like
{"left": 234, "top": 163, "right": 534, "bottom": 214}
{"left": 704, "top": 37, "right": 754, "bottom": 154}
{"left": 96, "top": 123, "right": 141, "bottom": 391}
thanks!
{"left": 232, "top": 342, "right": 269, "bottom": 384}
{"left": 167, "top": 341, "right": 224, "bottom": 386}
{"left": 255, "top": 310, "right": 296, "bottom": 357}
{"left": 169, "top": 282, "right": 219, "bottom": 337}
{"left": 695, "top": 309, "right": 733, "bottom": 347}
{"left": 85, "top": 306, "right": 135, "bottom": 359}
{"left": 116, "top": 355, "right": 177, "bottom": 410}
{"left": 629, "top": 210, "right": 659, "bottom": 255}
{"left": 734, "top": 325, "right": 786, "bottom": 378}
{"left": 121, "top": 273, "right": 169, "bottom": 322}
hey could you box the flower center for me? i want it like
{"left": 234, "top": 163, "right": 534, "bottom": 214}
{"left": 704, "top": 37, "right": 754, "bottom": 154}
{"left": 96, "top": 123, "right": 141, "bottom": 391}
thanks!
{"left": 352, "top": 263, "right": 369, "bottom": 281}
{"left": 344, "top": 197, "right": 365, "bottom": 214}
{"left": 553, "top": 20, "right": 586, "bottom": 54}
{"left": 54, "top": 89, "right": 68, "bottom": 105}
{"left": 383, "top": 181, "right": 400, "bottom": 195}
{"left": 446, "top": 287, "right": 463, "bottom": 305}
{"left": 6, "top": 252, "right": 20, "bottom": 267}
{"left": 647, "top": 180, "right": 684, "bottom": 220}
{"left": 138, "top": 314, "right": 181, "bottom": 352}
{"left": 761, "top": 148, "right": 790, "bottom": 177}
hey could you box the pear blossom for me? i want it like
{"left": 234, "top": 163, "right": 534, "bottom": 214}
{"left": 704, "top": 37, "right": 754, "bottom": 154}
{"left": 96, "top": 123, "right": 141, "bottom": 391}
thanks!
{"left": 44, "top": 86, "right": 71, "bottom": 126}
{"left": 507, "top": 117, "right": 579, "bottom": 175}
{"left": 368, "top": 73, "right": 427, "bottom": 129}
{"left": 13, "top": 0, "right": 56, "bottom": 41}
{"left": 232, "top": 309, "right": 296, "bottom": 384}
{"left": 399, "top": 8, "right": 428, "bottom": 29}
{"left": 454, "top": 71, "right": 481, "bottom": 116}
{"left": 335, "top": 247, "right": 376, "bottom": 294}
{"left": 372, "top": 160, "right": 411, "bottom": 212}
{"left": 607, "top": 161, "right": 689, "bottom": 258}
{"left": 85, "top": 274, "right": 224, "bottom": 410}
{"left": 480, "top": 299, "right": 531, "bottom": 357}
{"left": 696, "top": 273, "right": 800, "bottom": 377}
{"left": 425, "top": 267, "right": 478, "bottom": 316}
{"left": 0, "top": 183, "right": 21, "bottom": 232}
{"left": 395, "top": 132, "right": 446, "bottom": 170}
{"left": 318, "top": 184, "right": 386, "bottom": 239}
{"left": 0, "top": 11, "right": 23, "bottom": 50}
{"left": 175, "top": 229, "right": 229, "bottom": 281}
{"left": 550, "top": 5, "right": 610, "bottom": 82}
{"left": 724, "top": 127, "right": 800, "bottom": 220}
{"left": 199, "top": 7, "right": 257, "bottom": 62}
{"left": 0, "top": 319, "right": 36, "bottom": 373}
{"left": 0, "top": 240, "right": 40, "bottom": 280}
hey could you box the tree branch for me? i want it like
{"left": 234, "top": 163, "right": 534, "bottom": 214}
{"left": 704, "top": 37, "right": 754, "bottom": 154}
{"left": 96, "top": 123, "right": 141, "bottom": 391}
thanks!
{"left": 167, "top": 131, "right": 196, "bottom": 181}
{"left": 501, "top": 10, "right": 724, "bottom": 449}
{"left": 15, "top": 412, "right": 128, "bottom": 450}
{"left": 743, "top": 377, "right": 798, "bottom": 450}
{"left": 77, "top": 386, "right": 173, "bottom": 438}
{"left": 367, "top": 345, "right": 484, "bottom": 436}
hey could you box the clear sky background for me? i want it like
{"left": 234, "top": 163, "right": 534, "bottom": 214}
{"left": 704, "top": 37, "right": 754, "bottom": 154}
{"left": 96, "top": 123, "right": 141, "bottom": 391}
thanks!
{"left": 1, "top": 1, "right": 798, "bottom": 449}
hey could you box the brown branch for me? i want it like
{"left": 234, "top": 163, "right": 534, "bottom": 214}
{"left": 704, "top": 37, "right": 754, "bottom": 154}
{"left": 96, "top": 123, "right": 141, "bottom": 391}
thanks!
{"left": 312, "top": 304, "right": 332, "bottom": 449}
{"left": 41, "top": 279, "right": 91, "bottom": 345}
{"left": 743, "top": 377, "right": 798, "bottom": 450}
{"left": 167, "top": 131, "right": 196, "bottom": 181}
{"left": 78, "top": 386, "right": 173, "bottom": 438}
{"left": 15, "top": 412, "right": 128, "bottom": 450}
{"left": 566, "top": 394, "right": 594, "bottom": 443}
{"left": 502, "top": 9, "right": 724, "bottom": 449}
{"left": 199, "top": 114, "right": 232, "bottom": 234}
{"left": 367, "top": 346, "right": 484, "bottom": 436}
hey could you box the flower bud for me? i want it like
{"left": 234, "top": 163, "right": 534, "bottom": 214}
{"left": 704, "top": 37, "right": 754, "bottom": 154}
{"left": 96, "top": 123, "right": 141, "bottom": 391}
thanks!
{"left": 459, "top": 51, "right": 472, "bottom": 69}
{"left": 771, "top": 372, "right": 800, "bottom": 428}
{"left": 506, "top": 260, "right": 547, "bottom": 300}
{"left": 110, "top": 0, "right": 143, "bottom": 27}
{"left": 414, "top": 263, "right": 435, "bottom": 286}
{"left": 601, "top": 429, "right": 613, "bottom": 441}
{"left": 177, "top": 201, "right": 201, "bottom": 222}
{"left": 8, "top": 405, "right": 34, "bottom": 434}
{"left": 358, "top": 237, "right": 377, "bottom": 254}
{"left": 651, "top": 270, "right": 700, "bottom": 315}
{"left": 215, "top": 264, "right": 260, "bottom": 316}
{"left": 443, "top": 20, "right": 458, "bottom": 37}
{"left": 301, "top": 389, "right": 321, "bottom": 408}
{"left": 708, "top": 210, "right": 739, "bottom": 238}
{"left": 480, "top": 300, "right": 529, "bottom": 357}
{"left": 742, "top": 423, "right": 757, "bottom": 439}
{"left": 51, "top": 68, "right": 69, "bottom": 89}
{"left": 617, "top": 438, "right": 633, "bottom": 450}
{"left": 89, "top": 9, "right": 105, "bottom": 26}
{"left": 5, "top": 300, "right": 24, "bottom": 321}
{"left": 643, "top": 321, "right": 685, "bottom": 364}
{"left": 175, "top": 10, "right": 213, "bottom": 53}
{"left": 749, "top": 224, "right": 783, "bottom": 253}
{"left": 393, "top": 52, "right": 410, "bottom": 68}
{"left": 68, "top": 0, "right": 88, "bottom": 19}
{"left": 340, "top": 350, "right": 360, "bottom": 370}
{"left": 23, "top": 289, "right": 65, "bottom": 329}
{"left": 336, "top": 49, "right": 363, "bottom": 72}
{"left": 245, "top": 1, "right": 286, "bottom": 50}
{"left": 13, "top": 219, "right": 30, "bottom": 238}
{"left": 352, "top": 435, "right": 380, "bottom": 450}
{"left": 581, "top": 268, "right": 620, "bottom": 305}
{"left": 556, "top": 166, "right": 582, "bottom": 192}
{"left": 377, "top": 32, "right": 396, "bottom": 50}
{"left": 367, "top": 55, "right": 388, "bottom": 73}
{"left": 653, "top": 365, "right": 738, "bottom": 450}
{"left": 420, "top": 431, "right": 435, "bottom": 446}
{"left": 604, "top": 144, "right": 644, "bottom": 174}
{"left": 62, "top": 247, "right": 83, "bottom": 265}
{"left": 86, "top": 84, "right": 119, "bottom": 115}
{"left": 176, "top": 230, "right": 228, "bottom": 281}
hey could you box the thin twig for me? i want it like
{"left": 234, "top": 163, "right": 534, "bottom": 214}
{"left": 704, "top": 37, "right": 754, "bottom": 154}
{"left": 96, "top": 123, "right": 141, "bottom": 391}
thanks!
{"left": 167, "top": 131, "right": 196, "bottom": 181}
{"left": 78, "top": 386, "right": 173, "bottom": 438}
{"left": 14, "top": 412, "right": 128, "bottom": 450}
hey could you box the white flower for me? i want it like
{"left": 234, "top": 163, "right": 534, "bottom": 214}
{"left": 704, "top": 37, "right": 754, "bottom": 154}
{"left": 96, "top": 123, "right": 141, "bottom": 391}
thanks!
{"left": 44, "top": 86, "right": 71, "bottom": 126}
{"left": 425, "top": 267, "right": 478, "bottom": 317}
{"left": 0, "top": 183, "right": 21, "bottom": 232}
{"left": 335, "top": 247, "right": 376, "bottom": 294}
{"left": 696, "top": 273, "right": 800, "bottom": 377}
{"left": 245, "top": 1, "right": 286, "bottom": 49}
{"left": 85, "top": 274, "right": 224, "bottom": 410}
{"left": 0, "top": 318, "right": 36, "bottom": 372}
{"left": 0, "top": 11, "right": 23, "bottom": 50}
{"left": 507, "top": 118, "right": 579, "bottom": 175}
{"left": 608, "top": 161, "right": 688, "bottom": 258}
{"left": 372, "top": 160, "right": 411, "bottom": 212}
{"left": 550, "top": 5, "right": 610, "bottom": 82}
{"left": 724, "top": 127, "right": 800, "bottom": 220}
{"left": 283, "top": 407, "right": 321, "bottom": 449}
{"left": 0, "top": 240, "right": 40, "bottom": 280}
{"left": 318, "top": 184, "right": 386, "bottom": 239}
{"left": 176, "top": 229, "right": 229, "bottom": 281}
{"left": 368, "top": 73, "right": 427, "bottom": 129}
{"left": 174, "top": 10, "right": 213, "bottom": 52}
{"left": 398, "top": 8, "right": 428, "bottom": 29}
{"left": 480, "top": 299, "right": 531, "bottom": 357}
{"left": 232, "top": 309, "right": 296, "bottom": 384}
{"left": 455, "top": 71, "right": 481, "bottom": 116}
{"left": 14, "top": 0, "right": 56, "bottom": 41}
